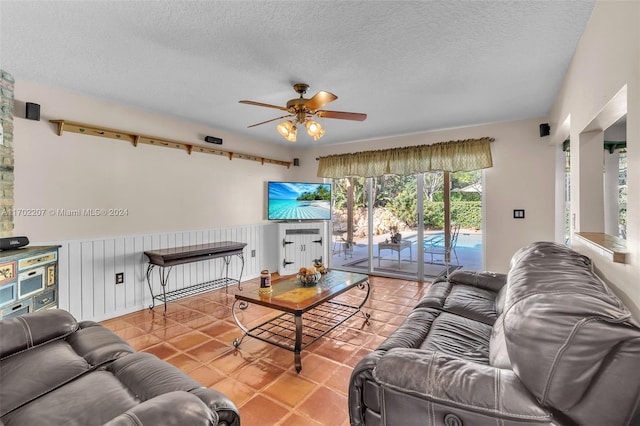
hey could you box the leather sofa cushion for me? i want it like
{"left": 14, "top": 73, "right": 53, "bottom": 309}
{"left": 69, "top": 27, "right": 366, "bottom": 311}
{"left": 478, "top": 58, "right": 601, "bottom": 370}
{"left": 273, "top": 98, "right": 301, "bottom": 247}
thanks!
{"left": 3, "top": 371, "right": 139, "bottom": 425}
{"left": 0, "top": 340, "right": 91, "bottom": 417}
{"left": 502, "top": 242, "right": 640, "bottom": 416}
{"left": 377, "top": 308, "right": 438, "bottom": 352}
{"left": 441, "top": 285, "right": 499, "bottom": 325}
{"left": 67, "top": 321, "right": 135, "bottom": 366}
{"left": 375, "top": 306, "right": 491, "bottom": 364}
{"left": 0, "top": 309, "right": 77, "bottom": 358}
{"left": 2, "top": 352, "right": 228, "bottom": 426}
{"left": 418, "top": 271, "right": 506, "bottom": 325}
{"left": 108, "top": 352, "right": 205, "bottom": 400}
{"left": 444, "top": 270, "right": 507, "bottom": 293}
{"left": 1, "top": 322, "right": 135, "bottom": 418}
{"left": 419, "top": 311, "right": 492, "bottom": 363}
{"left": 373, "top": 348, "right": 553, "bottom": 425}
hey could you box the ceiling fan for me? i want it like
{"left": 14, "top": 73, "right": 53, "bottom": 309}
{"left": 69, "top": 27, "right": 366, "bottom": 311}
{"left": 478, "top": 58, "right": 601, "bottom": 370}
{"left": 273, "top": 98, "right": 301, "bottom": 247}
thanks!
{"left": 239, "top": 83, "right": 367, "bottom": 142}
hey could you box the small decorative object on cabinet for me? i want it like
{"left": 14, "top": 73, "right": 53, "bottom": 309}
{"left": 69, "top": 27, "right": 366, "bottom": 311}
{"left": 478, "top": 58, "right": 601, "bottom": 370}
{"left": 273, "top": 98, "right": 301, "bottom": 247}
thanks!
{"left": 0, "top": 245, "right": 60, "bottom": 319}
{"left": 278, "top": 222, "right": 328, "bottom": 276}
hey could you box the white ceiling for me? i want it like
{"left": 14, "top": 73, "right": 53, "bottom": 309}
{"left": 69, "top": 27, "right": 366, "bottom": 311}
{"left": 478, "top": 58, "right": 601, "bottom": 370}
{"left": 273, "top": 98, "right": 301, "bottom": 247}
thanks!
{"left": 0, "top": 1, "right": 595, "bottom": 148}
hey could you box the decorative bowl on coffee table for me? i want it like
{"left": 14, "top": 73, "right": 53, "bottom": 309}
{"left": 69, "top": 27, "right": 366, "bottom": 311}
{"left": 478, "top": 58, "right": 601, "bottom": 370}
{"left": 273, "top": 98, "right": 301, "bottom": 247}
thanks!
{"left": 297, "top": 271, "right": 321, "bottom": 287}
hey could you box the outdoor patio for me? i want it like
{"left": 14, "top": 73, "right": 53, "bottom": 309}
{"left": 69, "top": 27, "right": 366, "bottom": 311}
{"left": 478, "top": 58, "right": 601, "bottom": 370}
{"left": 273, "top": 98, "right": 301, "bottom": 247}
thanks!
{"left": 329, "top": 229, "right": 483, "bottom": 280}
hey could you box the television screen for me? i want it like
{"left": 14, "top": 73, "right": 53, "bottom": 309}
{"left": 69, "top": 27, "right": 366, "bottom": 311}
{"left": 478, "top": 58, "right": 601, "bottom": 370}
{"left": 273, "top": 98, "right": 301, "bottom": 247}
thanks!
{"left": 267, "top": 181, "right": 332, "bottom": 221}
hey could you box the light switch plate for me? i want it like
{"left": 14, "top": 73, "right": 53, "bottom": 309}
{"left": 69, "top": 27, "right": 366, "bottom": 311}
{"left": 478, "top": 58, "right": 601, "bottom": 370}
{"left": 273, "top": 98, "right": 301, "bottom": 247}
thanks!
{"left": 513, "top": 209, "right": 525, "bottom": 219}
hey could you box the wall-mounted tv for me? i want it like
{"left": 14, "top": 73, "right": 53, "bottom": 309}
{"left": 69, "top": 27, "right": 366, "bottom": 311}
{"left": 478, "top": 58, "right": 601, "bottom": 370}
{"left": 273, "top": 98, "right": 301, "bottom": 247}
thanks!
{"left": 267, "top": 181, "right": 332, "bottom": 221}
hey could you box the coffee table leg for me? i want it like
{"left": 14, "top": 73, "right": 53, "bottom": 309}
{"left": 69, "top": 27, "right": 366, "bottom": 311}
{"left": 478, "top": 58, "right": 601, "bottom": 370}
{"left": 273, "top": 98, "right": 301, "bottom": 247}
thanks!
{"left": 294, "top": 313, "right": 303, "bottom": 373}
{"left": 231, "top": 299, "right": 249, "bottom": 348}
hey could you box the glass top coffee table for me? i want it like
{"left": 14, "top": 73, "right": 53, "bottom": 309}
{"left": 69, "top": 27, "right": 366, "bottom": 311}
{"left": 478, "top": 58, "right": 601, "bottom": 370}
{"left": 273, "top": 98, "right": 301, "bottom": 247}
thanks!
{"left": 232, "top": 270, "right": 370, "bottom": 373}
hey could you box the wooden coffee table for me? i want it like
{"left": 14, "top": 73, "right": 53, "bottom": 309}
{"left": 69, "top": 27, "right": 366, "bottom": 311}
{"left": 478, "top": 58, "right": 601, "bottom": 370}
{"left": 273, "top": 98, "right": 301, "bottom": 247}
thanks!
{"left": 231, "top": 270, "right": 370, "bottom": 372}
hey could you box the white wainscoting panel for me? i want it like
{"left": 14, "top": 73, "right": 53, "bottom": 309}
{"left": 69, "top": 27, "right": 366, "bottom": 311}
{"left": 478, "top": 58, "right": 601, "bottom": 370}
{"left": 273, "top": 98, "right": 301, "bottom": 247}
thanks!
{"left": 48, "top": 224, "right": 275, "bottom": 322}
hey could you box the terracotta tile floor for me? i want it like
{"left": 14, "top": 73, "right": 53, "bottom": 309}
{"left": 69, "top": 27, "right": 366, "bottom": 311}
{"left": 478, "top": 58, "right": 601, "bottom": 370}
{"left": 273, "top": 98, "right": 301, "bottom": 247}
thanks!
{"left": 101, "top": 275, "right": 431, "bottom": 426}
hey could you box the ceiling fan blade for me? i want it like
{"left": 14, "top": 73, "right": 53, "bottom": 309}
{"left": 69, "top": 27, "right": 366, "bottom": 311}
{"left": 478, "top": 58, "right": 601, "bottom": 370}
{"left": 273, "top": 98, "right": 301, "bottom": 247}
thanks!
{"left": 247, "top": 114, "right": 292, "bottom": 128}
{"left": 304, "top": 91, "right": 337, "bottom": 111}
{"left": 239, "top": 100, "right": 288, "bottom": 112}
{"left": 316, "top": 110, "right": 367, "bottom": 121}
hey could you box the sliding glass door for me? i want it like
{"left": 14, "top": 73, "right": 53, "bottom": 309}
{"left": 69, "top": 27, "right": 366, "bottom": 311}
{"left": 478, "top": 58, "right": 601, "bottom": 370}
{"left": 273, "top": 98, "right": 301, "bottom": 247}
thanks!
{"left": 371, "top": 174, "right": 418, "bottom": 279}
{"left": 331, "top": 170, "right": 483, "bottom": 280}
{"left": 331, "top": 177, "right": 367, "bottom": 268}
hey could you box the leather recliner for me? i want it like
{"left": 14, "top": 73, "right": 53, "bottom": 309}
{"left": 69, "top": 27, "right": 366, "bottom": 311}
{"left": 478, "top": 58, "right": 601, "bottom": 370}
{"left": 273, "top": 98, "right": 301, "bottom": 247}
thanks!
{"left": 349, "top": 241, "right": 640, "bottom": 425}
{"left": 0, "top": 309, "right": 240, "bottom": 426}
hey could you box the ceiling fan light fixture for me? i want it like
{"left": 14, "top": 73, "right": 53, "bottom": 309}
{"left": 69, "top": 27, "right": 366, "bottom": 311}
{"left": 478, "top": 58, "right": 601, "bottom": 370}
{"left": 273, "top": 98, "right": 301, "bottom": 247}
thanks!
{"left": 312, "top": 127, "right": 326, "bottom": 141}
{"left": 305, "top": 120, "right": 323, "bottom": 137}
{"left": 241, "top": 83, "right": 366, "bottom": 142}
{"left": 285, "top": 125, "right": 297, "bottom": 142}
{"left": 277, "top": 120, "right": 295, "bottom": 138}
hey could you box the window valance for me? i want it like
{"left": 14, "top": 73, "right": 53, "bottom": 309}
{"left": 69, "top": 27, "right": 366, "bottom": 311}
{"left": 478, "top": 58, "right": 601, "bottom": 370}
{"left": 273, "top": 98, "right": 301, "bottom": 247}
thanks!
{"left": 317, "top": 137, "right": 494, "bottom": 178}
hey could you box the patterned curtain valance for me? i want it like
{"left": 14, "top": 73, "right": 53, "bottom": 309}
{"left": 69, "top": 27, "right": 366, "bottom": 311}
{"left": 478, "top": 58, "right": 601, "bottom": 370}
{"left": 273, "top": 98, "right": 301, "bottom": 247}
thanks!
{"left": 317, "top": 137, "right": 494, "bottom": 178}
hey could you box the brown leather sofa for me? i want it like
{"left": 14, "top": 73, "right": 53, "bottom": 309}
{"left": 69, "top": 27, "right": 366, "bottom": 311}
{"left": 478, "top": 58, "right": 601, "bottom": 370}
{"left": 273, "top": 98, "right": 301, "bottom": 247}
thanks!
{"left": 0, "top": 309, "right": 240, "bottom": 426}
{"left": 349, "top": 241, "right": 640, "bottom": 425}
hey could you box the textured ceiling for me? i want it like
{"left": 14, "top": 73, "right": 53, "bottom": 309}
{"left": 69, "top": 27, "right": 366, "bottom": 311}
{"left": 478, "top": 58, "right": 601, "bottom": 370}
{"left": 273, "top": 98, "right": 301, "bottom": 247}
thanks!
{"left": 0, "top": 1, "right": 595, "bottom": 148}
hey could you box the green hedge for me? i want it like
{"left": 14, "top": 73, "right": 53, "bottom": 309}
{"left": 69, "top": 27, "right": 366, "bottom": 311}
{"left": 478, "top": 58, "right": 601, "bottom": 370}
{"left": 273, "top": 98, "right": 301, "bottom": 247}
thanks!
{"left": 424, "top": 201, "right": 482, "bottom": 229}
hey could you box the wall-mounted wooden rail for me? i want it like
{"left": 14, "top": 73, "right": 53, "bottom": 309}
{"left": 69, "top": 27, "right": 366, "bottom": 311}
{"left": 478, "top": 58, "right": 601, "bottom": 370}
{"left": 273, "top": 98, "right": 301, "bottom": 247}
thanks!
{"left": 49, "top": 120, "right": 292, "bottom": 168}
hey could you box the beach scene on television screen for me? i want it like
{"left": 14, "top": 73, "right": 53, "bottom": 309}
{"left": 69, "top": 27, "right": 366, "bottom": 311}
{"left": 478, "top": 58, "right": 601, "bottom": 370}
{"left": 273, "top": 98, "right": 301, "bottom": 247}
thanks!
{"left": 269, "top": 182, "right": 331, "bottom": 220}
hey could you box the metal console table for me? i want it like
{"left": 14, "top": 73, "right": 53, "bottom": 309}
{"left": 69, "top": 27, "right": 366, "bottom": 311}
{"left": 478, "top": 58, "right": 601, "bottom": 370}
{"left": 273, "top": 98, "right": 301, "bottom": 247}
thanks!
{"left": 144, "top": 241, "right": 246, "bottom": 314}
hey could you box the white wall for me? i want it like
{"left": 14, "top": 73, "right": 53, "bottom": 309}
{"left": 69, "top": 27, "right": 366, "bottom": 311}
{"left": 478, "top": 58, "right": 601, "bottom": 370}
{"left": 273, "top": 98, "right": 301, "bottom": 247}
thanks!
{"left": 548, "top": 1, "right": 640, "bottom": 317}
{"left": 13, "top": 81, "right": 298, "bottom": 242}
{"left": 300, "top": 119, "right": 557, "bottom": 273}
{"left": 11, "top": 81, "right": 301, "bottom": 321}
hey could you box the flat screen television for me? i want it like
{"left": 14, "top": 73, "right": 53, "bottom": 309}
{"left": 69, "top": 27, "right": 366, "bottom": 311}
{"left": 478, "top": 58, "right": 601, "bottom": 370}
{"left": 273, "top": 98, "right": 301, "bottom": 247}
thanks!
{"left": 267, "top": 181, "right": 332, "bottom": 221}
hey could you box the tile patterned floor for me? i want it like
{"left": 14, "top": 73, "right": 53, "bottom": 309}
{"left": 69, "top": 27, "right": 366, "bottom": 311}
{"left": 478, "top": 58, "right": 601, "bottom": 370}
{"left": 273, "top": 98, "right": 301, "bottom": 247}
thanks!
{"left": 101, "top": 275, "right": 432, "bottom": 426}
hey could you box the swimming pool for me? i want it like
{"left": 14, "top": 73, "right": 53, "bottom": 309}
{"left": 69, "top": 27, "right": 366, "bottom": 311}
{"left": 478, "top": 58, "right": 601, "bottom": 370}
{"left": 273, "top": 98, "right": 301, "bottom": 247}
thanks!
{"left": 405, "top": 232, "right": 483, "bottom": 249}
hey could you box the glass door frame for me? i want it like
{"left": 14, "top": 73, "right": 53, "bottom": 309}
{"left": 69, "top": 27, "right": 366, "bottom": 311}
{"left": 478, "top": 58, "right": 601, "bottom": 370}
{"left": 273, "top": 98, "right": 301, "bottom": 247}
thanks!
{"left": 330, "top": 171, "right": 479, "bottom": 281}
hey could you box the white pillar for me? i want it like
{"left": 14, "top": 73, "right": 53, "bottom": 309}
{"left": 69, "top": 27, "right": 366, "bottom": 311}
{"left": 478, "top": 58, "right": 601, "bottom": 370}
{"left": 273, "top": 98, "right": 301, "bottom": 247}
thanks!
{"left": 578, "top": 130, "right": 605, "bottom": 232}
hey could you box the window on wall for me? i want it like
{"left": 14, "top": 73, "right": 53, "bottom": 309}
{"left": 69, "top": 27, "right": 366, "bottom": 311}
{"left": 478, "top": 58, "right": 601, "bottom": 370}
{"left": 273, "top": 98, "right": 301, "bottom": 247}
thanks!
{"left": 618, "top": 149, "right": 627, "bottom": 239}
{"left": 603, "top": 114, "right": 627, "bottom": 240}
{"left": 563, "top": 140, "right": 571, "bottom": 245}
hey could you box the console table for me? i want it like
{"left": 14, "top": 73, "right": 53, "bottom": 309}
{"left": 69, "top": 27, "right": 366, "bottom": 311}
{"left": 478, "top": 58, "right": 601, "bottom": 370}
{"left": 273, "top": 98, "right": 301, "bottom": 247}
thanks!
{"left": 378, "top": 240, "right": 412, "bottom": 267}
{"left": 144, "top": 241, "right": 246, "bottom": 314}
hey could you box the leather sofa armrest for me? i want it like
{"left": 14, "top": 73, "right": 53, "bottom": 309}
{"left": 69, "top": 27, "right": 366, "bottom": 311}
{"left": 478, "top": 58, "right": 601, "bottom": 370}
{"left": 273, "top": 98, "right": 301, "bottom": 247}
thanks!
{"left": 0, "top": 309, "right": 77, "bottom": 359}
{"left": 108, "top": 352, "right": 239, "bottom": 425}
{"left": 441, "top": 270, "right": 507, "bottom": 292}
{"left": 190, "top": 388, "right": 240, "bottom": 426}
{"left": 66, "top": 321, "right": 135, "bottom": 365}
{"left": 373, "top": 348, "right": 553, "bottom": 423}
{"left": 102, "top": 391, "right": 218, "bottom": 426}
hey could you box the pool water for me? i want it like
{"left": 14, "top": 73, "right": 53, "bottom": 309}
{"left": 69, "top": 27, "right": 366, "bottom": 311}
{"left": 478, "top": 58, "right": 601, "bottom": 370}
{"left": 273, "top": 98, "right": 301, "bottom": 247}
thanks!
{"left": 405, "top": 232, "right": 483, "bottom": 249}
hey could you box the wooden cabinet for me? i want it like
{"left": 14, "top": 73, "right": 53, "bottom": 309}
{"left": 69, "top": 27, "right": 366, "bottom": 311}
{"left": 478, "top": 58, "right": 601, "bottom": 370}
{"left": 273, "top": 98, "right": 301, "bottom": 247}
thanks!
{"left": 278, "top": 222, "right": 328, "bottom": 275}
{"left": 0, "top": 246, "right": 60, "bottom": 319}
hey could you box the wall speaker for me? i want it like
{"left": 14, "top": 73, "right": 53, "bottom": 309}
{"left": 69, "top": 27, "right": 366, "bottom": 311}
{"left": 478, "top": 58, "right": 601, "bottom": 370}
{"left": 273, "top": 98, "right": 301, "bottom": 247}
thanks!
{"left": 204, "top": 136, "right": 222, "bottom": 145}
{"left": 539, "top": 123, "right": 550, "bottom": 137}
{"left": 25, "top": 102, "right": 40, "bottom": 121}
{"left": 293, "top": 158, "right": 300, "bottom": 166}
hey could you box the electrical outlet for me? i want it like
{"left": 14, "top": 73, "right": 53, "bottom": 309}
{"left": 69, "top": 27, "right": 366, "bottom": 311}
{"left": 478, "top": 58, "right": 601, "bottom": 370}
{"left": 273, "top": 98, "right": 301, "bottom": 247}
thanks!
{"left": 115, "top": 272, "right": 124, "bottom": 285}
{"left": 251, "top": 249, "right": 256, "bottom": 257}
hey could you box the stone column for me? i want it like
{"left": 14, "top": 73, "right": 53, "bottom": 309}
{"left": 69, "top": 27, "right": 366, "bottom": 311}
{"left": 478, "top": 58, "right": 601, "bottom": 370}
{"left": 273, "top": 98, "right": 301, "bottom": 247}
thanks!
{"left": 0, "top": 69, "right": 15, "bottom": 237}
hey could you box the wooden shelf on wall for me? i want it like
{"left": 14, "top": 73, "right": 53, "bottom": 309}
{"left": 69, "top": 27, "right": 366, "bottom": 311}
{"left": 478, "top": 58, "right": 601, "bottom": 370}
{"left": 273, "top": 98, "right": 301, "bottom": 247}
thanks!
{"left": 49, "top": 120, "right": 292, "bottom": 168}
{"left": 575, "top": 232, "right": 627, "bottom": 264}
